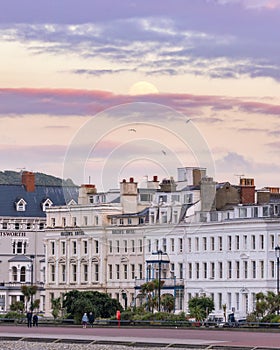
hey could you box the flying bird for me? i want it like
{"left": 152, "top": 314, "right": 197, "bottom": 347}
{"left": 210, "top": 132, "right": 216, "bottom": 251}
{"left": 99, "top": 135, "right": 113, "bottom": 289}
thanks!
{"left": 162, "top": 150, "right": 167, "bottom": 155}
{"left": 128, "top": 128, "right": 136, "bottom": 132}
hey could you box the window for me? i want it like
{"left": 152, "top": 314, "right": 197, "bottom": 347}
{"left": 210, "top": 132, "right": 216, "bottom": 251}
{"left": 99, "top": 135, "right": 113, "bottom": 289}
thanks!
{"left": 170, "top": 238, "right": 175, "bottom": 252}
{"left": 210, "top": 262, "right": 215, "bottom": 279}
{"left": 51, "top": 218, "right": 55, "bottom": 227}
{"left": 72, "top": 264, "right": 77, "bottom": 282}
{"left": 188, "top": 263, "right": 192, "bottom": 279}
{"left": 218, "top": 293, "right": 222, "bottom": 309}
{"left": 270, "top": 235, "right": 275, "bottom": 250}
{"left": 15, "top": 223, "right": 20, "bottom": 230}
{"left": 72, "top": 241, "right": 77, "bottom": 255}
{"left": 239, "top": 207, "right": 247, "bottom": 218}
{"left": 50, "top": 242, "right": 55, "bottom": 255}
{"left": 139, "top": 264, "right": 143, "bottom": 279}
{"left": 252, "top": 261, "right": 256, "bottom": 279}
{"left": 195, "top": 263, "right": 199, "bottom": 279}
{"left": 131, "top": 240, "right": 135, "bottom": 253}
{"left": 39, "top": 222, "right": 44, "bottom": 230}
{"left": 2, "top": 222, "right": 7, "bottom": 229}
{"left": 251, "top": 235, "right": 256, "bottom": 250}
{"left": 116, "top": 264, "right": 120, "bottom": 279}
{"left": 124, "top": 240, "right": 128, "bottom": 253}
{"left": 51, "top": 264, "right": 55, "bottom": 282}
{"left": 162, "top": 238, "right": 167, "bottom": 252}
{"left": 83, "top": 264, "right": 88, "bottom": 282}
{"left": 228, "top": 261, "right": 232, "bottom": 279}
{"left": 116, "top": 240, "right": 120, "bottom": 253}
{"left": 61, "top": 264, "right": 66, "bottom": 282}
{"left": 203, "top": 237, "right": 207, "bottom": 251}
{"left": 139, "top": 239, "right": 143, "bottom": 252}
{"left": 83, "top": 241, "right": 88, "bottom": 255}
{"left": 236, "top": 261, "right": 240, "bottom": 279}
{"left": 218, "top": 236, "right": 222, "bottom": 251}
{"left": 243, "top": 235, "right": 248, "bottom": 250}
{"left": 61, "top": 241, "right": 66, "bottom": 255}
{"left": 179, "top": 238, "right": 183, "bottom": 253}
{"left": 72, "top": 217, "right": 77, "bottom": 227}
{"left": 95, "top": 240, "right": 99, "bottom": 254}
{"left": 179, "top": 263, "right": 183, "bottom": 279}
{"left": 195, "top": 237, "right": 199, "bottom": 251}
{"left": 147, "top": 239, "right": 151, "bottom": 253}
{"left": 131, "top": 264, "right": 135, "bottom": 279}
{"left": 108, "top": 264, "right": 112, "bottom": 279}
{"left": 161, "top": 211, "right": 167, "bottom": 223}
{"left": 260, "top": 235, "right": 264, "bottom": 250}
{"left": 83, "top": 216, "right": 88, "bottom": 226}
{"left": 235, "top": 236, "right": 240, "bottom": 250}
{"left": 128, "top": 218, "right": 132, "bottom": 225}
{"left": 12, "top": 267, "right": 17, "bottom": 282}
{"left": 203, "top": 262, "right": 207, "bottom": 278}
{"left": 187, "top": 238, "right": 191, "bottom": 253}
{"left": 95, "top": 216, "right": 99, "bottom": 225}
{"left": 244, "top": 261, "right": 248, "bottom": 279}
{"left": 219, "top": 262, "right": 223, "bottom": 278}
{"left": 271, "top": 261, "right": 275, "bottom": 278}
{"left": 263, "top": 206, "right": 269, "bottom": 216}
{"left": 94, "top": 264, "right": 99, "bottom": 281}
{"left": 260, "top": 260, "right": 264, "bottom": 279}
{"left": 228, "top": 236, "right": 232, "bottom": 251}
{"left": 210, "top": 237, "right": 214, "bottom": 251}
{"left": 62, "top": 217, "right": 66, "bottom": 227}
{"left": 123, "top": 264, "right": 128, "bottom": 279}
{"left": 20, "top": 267, "right": 26, "bottom": 282}
{"left": 42, "top": 199, "right": 53, "bottom": 211}
{"left": 109, "top": 240, "right": 113, "bottom": 253}
{"left": 16, "top": 199, "right": 26, "bottom": 212}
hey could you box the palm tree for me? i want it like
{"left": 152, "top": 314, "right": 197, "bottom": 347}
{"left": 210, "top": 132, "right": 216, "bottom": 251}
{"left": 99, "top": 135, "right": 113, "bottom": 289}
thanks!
{"left": 161, "top": 294, "right": 175, "bottom": 313}
{"left": 21, "top": 285, "right": 38, "bottom": 311}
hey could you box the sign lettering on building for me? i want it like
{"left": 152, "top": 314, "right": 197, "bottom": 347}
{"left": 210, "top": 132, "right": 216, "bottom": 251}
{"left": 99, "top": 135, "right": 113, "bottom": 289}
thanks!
{"left": 60, "top": 230, "right": 85, "bottom": 236}
{"left": 111, "top": 229, "right": 135, "bottom": 234}
{"left": 0, "top": 231, "right": 26, "bottom": 237}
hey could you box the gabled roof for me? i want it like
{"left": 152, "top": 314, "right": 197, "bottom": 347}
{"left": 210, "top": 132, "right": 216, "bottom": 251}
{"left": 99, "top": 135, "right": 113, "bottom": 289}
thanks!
{"left": 0, "top": 184, "right": 79, "bottom": 218}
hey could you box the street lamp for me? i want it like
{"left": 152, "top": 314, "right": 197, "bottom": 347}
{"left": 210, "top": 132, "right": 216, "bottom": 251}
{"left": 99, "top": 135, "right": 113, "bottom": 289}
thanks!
{"left": 30, "top": 255, "right": 35, "bottom": 310}
{"left": 274, "top": 244, "right": 280, "bottom": 315}
{"left": 275, "top": 246, "right": 280, "bottom": 295}
{"left": 146, "top": 250, "right": 170, "bottom": 312}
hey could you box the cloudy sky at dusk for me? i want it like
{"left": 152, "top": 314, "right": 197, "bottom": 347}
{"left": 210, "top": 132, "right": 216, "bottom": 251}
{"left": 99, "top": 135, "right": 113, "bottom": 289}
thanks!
{"left": 1, "top": 0, "right": 280, "bottom": 190}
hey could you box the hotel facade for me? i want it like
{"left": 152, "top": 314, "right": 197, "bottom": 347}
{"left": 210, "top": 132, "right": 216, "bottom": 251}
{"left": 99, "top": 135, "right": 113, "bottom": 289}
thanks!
{"left": 43, "top": 168, "right": 280, "bottom": 320}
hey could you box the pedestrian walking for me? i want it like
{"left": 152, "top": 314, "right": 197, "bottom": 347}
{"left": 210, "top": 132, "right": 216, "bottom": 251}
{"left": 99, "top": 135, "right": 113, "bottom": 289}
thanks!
{"left": 88, "top": 311, "right": 95, "bottom": 327}
{"left": 26, "top": 310, "right": 32, "bottom": 328}
{"left": 82, "top": 312, "right": 89, "bottom": 328}
{"left": 33, "top": 313, "right": 39, "bottom": 327}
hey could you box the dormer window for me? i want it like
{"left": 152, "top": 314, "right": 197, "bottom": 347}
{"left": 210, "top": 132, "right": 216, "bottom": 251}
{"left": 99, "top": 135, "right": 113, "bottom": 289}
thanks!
{"left": 42, "top": 198, "right": 53, "bottom": 211}
{"left": 16, "top": 198, "right": 27, "bottom": 212}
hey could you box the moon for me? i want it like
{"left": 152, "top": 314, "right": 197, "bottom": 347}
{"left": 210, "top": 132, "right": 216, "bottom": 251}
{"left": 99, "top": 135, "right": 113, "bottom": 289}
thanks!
{"left": 129, "top": 81, "right": 159, "bottom": 95}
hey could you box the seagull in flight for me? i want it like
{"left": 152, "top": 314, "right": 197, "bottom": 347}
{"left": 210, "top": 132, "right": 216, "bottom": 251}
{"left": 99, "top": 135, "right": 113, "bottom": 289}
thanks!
{"left": 162, "top": 150, "right": 167, "bottom": 156}
{"left": 128, "top": 128, "right": 136, "bottom": 132}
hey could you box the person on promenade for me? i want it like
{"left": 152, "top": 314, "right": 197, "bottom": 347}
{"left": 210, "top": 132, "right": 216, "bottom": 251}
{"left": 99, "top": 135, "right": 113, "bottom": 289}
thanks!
{"left": 82, "top": 312, "right": 89, "bottom": 328}
{"left": 33, "top": 313, "right": 38, "bottom": 327}
{"left": 88, "top": 312, "right": 95, "bottom": 327}
{"left": 26, "top": 310, "right": 32, "bottom": 328}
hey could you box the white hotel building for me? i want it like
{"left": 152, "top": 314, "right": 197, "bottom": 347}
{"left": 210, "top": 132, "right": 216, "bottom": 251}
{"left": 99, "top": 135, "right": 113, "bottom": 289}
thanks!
{"left": 44, "top": 167, "right": 280, "bottom": 319}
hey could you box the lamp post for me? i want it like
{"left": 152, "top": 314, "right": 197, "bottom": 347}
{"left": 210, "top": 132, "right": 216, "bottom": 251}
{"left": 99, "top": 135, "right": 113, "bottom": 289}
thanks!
{"left": 30, "top": 255, "right": 35, "bottom": 310}
{"left": 146, "top": 250, "right": 170, "bottom": 312}
{"left": 275, "top": 246, "right": 280, "bottom": 314}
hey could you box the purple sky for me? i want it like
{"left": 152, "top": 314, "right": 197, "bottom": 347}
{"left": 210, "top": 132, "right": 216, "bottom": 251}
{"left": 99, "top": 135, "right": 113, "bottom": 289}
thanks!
{"left": 0, "top": 0, "right": 280, "bottom": 188}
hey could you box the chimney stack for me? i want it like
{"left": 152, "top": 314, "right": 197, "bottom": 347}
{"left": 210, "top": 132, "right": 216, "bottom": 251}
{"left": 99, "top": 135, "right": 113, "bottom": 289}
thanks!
{"left": 22, "top": 171, "right": 35, "bottom": 192}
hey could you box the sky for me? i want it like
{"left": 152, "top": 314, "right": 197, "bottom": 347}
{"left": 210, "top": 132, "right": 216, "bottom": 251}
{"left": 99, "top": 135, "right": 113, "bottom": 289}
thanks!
{"left": 0, "top": 0, "right": 280, "bottom": 191}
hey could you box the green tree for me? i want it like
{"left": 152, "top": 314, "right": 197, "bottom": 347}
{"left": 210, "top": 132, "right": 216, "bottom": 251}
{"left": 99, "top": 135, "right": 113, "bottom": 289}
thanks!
{"left": 21, "top": 285, "right": 38, "bottom": 311}
{"left": 51, "top": 297, "right": 62, "bottom": 319}
{"left": 161, "top": 294, "right": 175, "bottom": 313}
{"left": 10, "top": 301, "right": 24, "bottom": 313}
{"left": 63, "top": 290, "right": 123, "bottom": 324}
{"left": 188, "top": 296, "right": 214, "bottom": 321}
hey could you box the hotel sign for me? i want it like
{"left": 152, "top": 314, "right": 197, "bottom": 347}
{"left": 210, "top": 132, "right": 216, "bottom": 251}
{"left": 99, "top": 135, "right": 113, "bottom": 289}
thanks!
{"left": 0, "top": 231, "right": 26, "bottom": 237}
{"left": 60, "top": 230, "right": 85, "bottom": 236}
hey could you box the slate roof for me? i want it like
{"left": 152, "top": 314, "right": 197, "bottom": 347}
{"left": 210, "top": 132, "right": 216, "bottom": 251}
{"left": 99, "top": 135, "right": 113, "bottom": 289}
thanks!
{"left": 8, "top": 255, "right": 31, "bottom": 262}
{"left": 0, "top": 184, "right": 79, "bottom": 218}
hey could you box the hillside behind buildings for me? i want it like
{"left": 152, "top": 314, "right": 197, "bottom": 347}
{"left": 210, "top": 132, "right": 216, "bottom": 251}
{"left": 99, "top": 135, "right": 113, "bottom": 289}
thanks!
{"left": 0, "top": 170, "right": 76, "bottom": 186}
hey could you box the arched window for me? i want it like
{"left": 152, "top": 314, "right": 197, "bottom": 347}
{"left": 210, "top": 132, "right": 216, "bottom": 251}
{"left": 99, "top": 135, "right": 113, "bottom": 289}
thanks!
{"left": 12, "top": 267, "right": 17, "bottom": 282}
{"left": 20, "top": 267, "right": 26, "bottom": 282}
